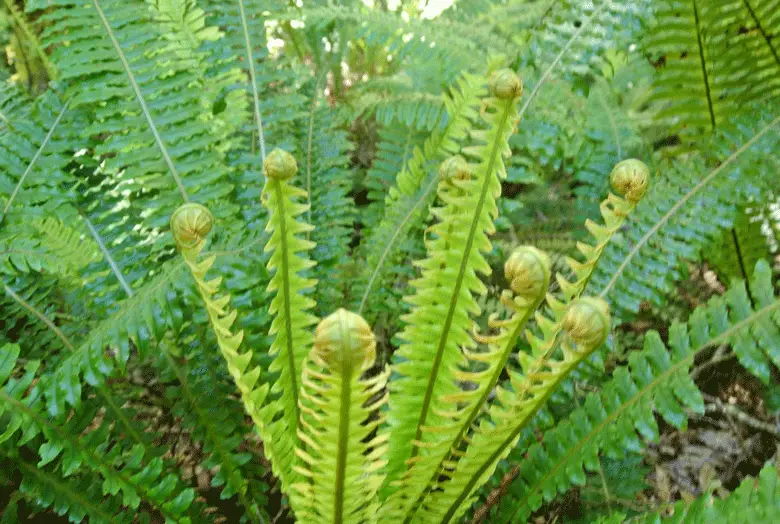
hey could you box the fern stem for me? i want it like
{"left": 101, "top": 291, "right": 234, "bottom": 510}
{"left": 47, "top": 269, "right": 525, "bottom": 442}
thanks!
{"left": 411, "top": 99, "right": 514, "bottom": 459}
{"left": 334, "top": 362, "right": 353, "bottom": 524}
{"left": 79, "top": 210, "right": 134, "bottom": 298}
{"left": 357, "top": 174, "right": 439, "bottom": 314}
{"left": 517, "top": 1, "right": 608, "bottom": 122}
{"left": 305, "top": 71, "right": 326, "bottom": 234}
{"left": 506, "top": 298, "right": 780, "bottom": 522}
{"left": 238, "top": 0, "right": 267, "bottom": 163}
{"left": 598, "top": 113, "right": 780, "bottom": 299}
{"left": 741, "top": 0, "right": 780, "bottom": 68}
{"left": 691, "top": 0, "right": 716, "bottom": 129}
{"left": 91, "top": 0, "right": 189, "bottom": 202}
{"left": 272, "top": 179, "right": 300, "bottom": 419}
{"left": 1, "top": 98, "right": 70, "bottom": 221}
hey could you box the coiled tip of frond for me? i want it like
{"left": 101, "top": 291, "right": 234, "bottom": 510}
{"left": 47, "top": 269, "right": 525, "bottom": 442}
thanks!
{"left": 489, "top": 69, "right": 523, "bottom": 100}
{"left": 263, "top": 148, "right": 298, "bottom": 180}
{"left": 562, "top": 297, "right": 611, "bottom": 349}
{"left": 439, "top": 155, "right": 471, "bottom": 184}
{"left": 610, "top": 159, "right": 650, "bottom": 203}
{"left": 504, "top": 246, "right": 551, "bottom": 301}
{"left": 171, "top": 203, "right": 213, "bottom": 251}
{"left": 314, "top": 309, "right": 376, "bottom": 371}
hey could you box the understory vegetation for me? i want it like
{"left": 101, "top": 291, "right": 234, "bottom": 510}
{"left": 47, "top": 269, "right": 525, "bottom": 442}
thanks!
{"left": 0, "top": 0, "right": 778, "bottom": 522}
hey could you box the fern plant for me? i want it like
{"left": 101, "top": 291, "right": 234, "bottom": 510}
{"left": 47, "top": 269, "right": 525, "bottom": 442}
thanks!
{"left": 1, "top": 1, "right": 779, "bottom": 523}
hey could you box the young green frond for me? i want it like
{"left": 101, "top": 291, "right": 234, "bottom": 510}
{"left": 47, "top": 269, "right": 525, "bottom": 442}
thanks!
{"left": 290, "top": 309, "right": 389, "bottom": 523}
{"left": 417, "top": 296, "right": 612, "bottom": 523}
{"left": 382, "top": 71, "right": 524, "bottom": 492}
{"left": 382, "top": 246, "right": 551, "bottom": 521}
{"left": 171, "top": 203, "right": 294, "bottom": 489}
{"left": 260, "top": 148, "right": 319, "bottom": 490}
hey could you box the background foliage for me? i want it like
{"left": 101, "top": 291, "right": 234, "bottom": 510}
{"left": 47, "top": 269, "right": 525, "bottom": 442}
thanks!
{"left": 0, "top": 0, "right": 778, "bottom": 522}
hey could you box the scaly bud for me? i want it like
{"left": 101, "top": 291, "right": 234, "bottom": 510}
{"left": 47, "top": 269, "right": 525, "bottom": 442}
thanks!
{"left": 489, "top": 69, "right": 523, "bottom": 100}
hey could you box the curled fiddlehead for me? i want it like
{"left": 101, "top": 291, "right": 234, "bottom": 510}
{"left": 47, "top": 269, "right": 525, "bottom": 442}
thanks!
{"left": 412, "top": 161, "right": 642, "bottom": 523}
{"left": 259, "top": 147, "right": 319, "bottom": 492}
{"left": 291, "top": 309, "right": 389, "bottom": 523}
{"left": 171, "top": 203, "right": 286, "bottom": 486}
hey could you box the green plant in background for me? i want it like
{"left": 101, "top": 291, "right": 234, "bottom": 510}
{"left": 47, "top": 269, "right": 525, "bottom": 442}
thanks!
{"left": 1, "top": 0, "right": 779, "bottom": 523}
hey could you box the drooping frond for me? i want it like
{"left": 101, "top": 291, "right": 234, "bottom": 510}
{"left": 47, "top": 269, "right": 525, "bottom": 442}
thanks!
{"left": 382, "top": 70, "right": 524, "bottom": 490}
{"left": 647, "top": 0, "right": 780, "bottom": 143}
{"left": 290, "top": 309, "right": 389, "bottom": 523}
{"left": 489, "top": 261, "right": 779, "bottom": 522}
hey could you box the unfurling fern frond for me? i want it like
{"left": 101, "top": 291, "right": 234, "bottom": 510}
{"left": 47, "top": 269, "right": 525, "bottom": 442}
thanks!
{"left": 381, "top": 70, "right": 524, "bottom": 492}
{"left": 260, "top": 148, "right": 319, "bottom": 489}
{"left": 352, "top": 71, "right": 486, "bottom": 321}
{"left": 489, "top": 260, "right": 780, "bottom": 523}
{"left": 592, "top": 106, "right": 780, "bottom": 324}
{"left": 380, "top": 245, "right": 551, "bottom": 521}
{"left": 290, "top": 309, "right": 389, "bottom": 523}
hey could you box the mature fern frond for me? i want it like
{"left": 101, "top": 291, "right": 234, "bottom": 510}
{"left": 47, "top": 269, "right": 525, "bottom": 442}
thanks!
{"left": 489, "top": 261, "right": 779, "bottom": 522}
{"left": 32, "top": 0, "right": 238, "bottom": 228}
{"left": 305, "top": 111, "right": 356, "bottom": 311}
{"left": 382, "top": 71, "right": 523, "bottom": 490}
{"left": 647, "top": 0, "right": 780, "bottom": 142}
{"left": 0, "top": 217, "right": 98, "bottom": 278}
{"left": 592, "top": 105, "right": 780, "bottom": 323}
{"left": 290, "top": 309, "right": 389, "bottom": 523}
{"left": 0, "top": 343, "right": 197, "bottom": 521}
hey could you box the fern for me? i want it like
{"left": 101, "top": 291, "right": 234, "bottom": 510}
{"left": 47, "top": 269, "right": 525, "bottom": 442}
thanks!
{"left": 290, "top": 309, "right": 389, "bottom": 523}
{"left": 487, "top": 260, "right": 779, "bottom": 522}
{"left": 647, "top": 0, "right": 780, "bottom": 143}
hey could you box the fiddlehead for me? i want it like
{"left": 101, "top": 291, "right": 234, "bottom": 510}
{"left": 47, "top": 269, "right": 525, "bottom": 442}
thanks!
{"left": 410, "top": 159, "right": 648, "bottom": 522}
{"left": 171, "top": 203, "right": 291, "bottom": 489}
{"left": 260, "top": 147, "right": 319, "bottom": 491}
{"left": 290, "top": 309, "right": 389, "bottom": 523}
{"left": 382, "top": 245, "right": 551, "bottom": 521}
{"left": 382, "top": 71, "right": 524, "bottom": 493}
